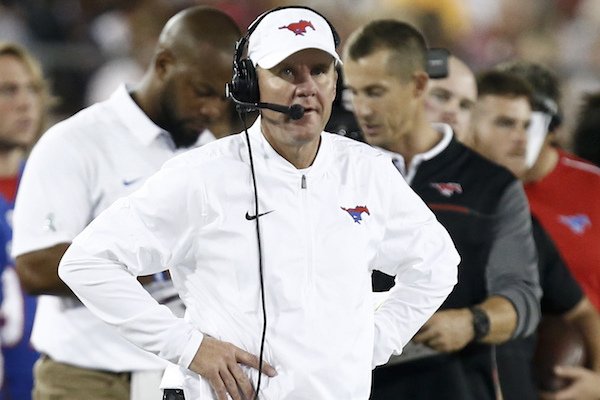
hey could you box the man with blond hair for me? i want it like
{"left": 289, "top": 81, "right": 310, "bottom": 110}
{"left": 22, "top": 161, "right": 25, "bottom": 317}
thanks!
{"left": 0, "top": 41, "right": 54, "bottom": 400}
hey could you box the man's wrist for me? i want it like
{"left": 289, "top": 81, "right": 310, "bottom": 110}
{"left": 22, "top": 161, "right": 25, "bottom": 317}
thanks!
{"left": 469, "top": 306, "right": 490, "bottom": 342}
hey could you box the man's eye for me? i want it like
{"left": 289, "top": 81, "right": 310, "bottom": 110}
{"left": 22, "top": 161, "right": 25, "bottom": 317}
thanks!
{"left": 431, "top": 90, "right": 451, "bottom": 102}
{"left": 366, "top": 89, "right": 385, "bottom": 98}
{"left": 460, "top": 100, "right": 474, "bottom": 111}
{"left": 495, "top": 119, "right": 514, "bottom": 128}
{"left": 194, "top": 87, "right": 216, "bottom": 98}
{"left": 0, "top": 84, "right": 17, "bottom": 97}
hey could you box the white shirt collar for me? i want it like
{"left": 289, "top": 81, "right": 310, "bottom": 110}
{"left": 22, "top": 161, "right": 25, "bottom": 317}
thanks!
{"left": 109, "top": 84, "right": 165, "bottom": 147}
{"left": 110, "top": 84, "right": 217, "bottom": 150}
{"left": 196, "top": 129, "right": 216, "bottom": 147}
{"left": 247, "top": 116, "right": 332, "bottom": 176}
{"left": 376, "top": 123, "right": 454, "bottom": 184}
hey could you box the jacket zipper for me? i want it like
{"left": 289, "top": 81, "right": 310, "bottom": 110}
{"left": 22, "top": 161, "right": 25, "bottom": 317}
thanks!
{"left": 300, "top": 174, "right": 314, "bottom": 294}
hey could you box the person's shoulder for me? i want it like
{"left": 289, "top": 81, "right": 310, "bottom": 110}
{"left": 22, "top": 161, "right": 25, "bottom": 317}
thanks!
{"left": 326, "top": 132, "right": 387, "bottom": 161}
{"left": 455, "top": 141, "right": 516, "bottom": 182}
{"left": 39, "top": 101, "right": 110, "bottom": 145}
{"left": 559, "top": 150, "right": 600, "bottom": 179}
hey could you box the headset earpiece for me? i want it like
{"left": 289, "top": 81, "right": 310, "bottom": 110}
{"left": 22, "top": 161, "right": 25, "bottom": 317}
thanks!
{"left": 534, "top": 94, "right": 563, "bottom": 132}
{"left": 230, "top": 56, "right": 259, "bottom": 104}
{"left": 549, "top": 111, "right": 562, "bottom": 132}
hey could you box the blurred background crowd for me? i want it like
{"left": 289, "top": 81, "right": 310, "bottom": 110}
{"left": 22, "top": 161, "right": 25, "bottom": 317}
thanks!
{"left": 1, "top": 0, "right": 600, "bottom": 149}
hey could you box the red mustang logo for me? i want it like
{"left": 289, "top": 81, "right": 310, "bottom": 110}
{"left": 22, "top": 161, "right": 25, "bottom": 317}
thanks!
{"left": 341, "top": 206, "right": 370, "bottom": 224}
{"left": 279, "top": 20, "right": 315, "bottom": 36}
{"left": 430, "top": 182, "right": 463, "bottom": 198}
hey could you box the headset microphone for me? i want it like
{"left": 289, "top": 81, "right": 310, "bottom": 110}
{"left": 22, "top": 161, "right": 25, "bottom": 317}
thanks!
{"left": 253, "top": 102, "right": 304, "bottom": 120}
{"left": 226, "top": 86, "right": 305, "bottom": 120}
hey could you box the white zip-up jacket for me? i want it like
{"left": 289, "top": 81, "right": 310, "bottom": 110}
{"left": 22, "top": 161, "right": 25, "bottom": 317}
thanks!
{"left": 59, "top": 118, "right": 459, "bottom": 399}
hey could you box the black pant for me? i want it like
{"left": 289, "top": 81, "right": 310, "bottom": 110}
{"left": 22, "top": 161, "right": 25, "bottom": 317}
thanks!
{"left": 163, "top": 389, "right": 185, "bottom": 400}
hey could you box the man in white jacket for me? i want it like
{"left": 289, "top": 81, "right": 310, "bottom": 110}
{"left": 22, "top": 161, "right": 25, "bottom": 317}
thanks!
{"left": 58, "top": 6, "right": 460, "bottom": 400}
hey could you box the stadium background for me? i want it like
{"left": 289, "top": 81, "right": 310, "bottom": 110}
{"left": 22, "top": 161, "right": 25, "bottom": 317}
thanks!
{"left": 1, "top": 0, "right": 599, "bottom": 147}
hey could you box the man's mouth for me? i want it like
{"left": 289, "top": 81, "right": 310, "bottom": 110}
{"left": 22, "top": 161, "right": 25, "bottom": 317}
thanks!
{"left": 361, "top": 123, "right": 380, "bottom": 135}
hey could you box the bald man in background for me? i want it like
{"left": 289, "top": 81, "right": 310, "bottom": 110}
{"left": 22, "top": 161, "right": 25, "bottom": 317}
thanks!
{"left": 425, "top": 55, "right": 477, "bottom": 144}
{"left": 12, "top": 6, "right": 241, "bottom": 400}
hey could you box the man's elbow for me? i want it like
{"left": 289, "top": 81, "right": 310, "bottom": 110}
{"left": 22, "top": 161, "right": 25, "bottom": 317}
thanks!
{"left": 14, "top": 243, "right": 72, "bottom": 295}
{"left": 515, "top": 293, "right": 542, "bottom": 338}
{"left": 496, "top": 284, "right": 541, "bottom": 339}
{"left": 15, "top": 256, "right": 72, "bottom": 296}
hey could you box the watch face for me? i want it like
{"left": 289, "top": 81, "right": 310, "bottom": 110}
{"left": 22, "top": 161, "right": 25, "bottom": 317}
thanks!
{"left": 471, "top": 306, "right": 490, "bottom": 340}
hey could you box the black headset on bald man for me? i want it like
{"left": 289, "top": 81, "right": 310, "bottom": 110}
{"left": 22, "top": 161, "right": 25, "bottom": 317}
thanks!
{"left": 225, "top": 6, "right": 340, "bottom": 120}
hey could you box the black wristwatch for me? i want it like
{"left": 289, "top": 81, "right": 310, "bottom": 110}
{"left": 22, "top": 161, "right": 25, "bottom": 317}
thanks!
{"left": 469, "top": 306, "right": 490, "bottom": 342}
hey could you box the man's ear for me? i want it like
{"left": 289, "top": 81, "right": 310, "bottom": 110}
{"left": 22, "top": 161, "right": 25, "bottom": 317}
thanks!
{"left": 545, "top": 129, "right": 559, "bottom": 146}
{"left": 413, "top": 71, "right": 429, "bottom": 98}
{"left": 466, "top": 117, "right": 481, "bottom": 149}
{"left": 154, "top": 48, "right": 175, "bottom": 80}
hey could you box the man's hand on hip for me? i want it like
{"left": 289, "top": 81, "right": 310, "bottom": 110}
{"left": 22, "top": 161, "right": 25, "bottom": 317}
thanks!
{"left": 188, "top": 336, "right": 277, "bottom": 400}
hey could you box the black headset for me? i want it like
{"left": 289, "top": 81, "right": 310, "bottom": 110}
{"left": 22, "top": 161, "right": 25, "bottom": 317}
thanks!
{"left": 534, "top": 94, "right": 563, "bottom": 131}
{"left": 228, "top": 6, "right": 340, "bottom": 105}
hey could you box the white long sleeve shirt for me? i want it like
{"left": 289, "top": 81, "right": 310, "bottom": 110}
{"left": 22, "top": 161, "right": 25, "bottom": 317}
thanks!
{"left": 59, "top": 118, "right": 459, "bottom": 399}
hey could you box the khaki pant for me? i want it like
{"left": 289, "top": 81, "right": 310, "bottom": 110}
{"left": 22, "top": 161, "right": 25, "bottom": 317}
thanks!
{"left": 33, "top": 355, "right": 130, "bottom": 400}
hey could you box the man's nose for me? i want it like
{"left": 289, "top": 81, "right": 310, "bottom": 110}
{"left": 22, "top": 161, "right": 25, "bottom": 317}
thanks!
{"left": 510, "top": 125, "right": 529, "bottom": 151}
{"left": 351, "top": 96, "right": 373, "bottom": 119}
{"left": 295, "top": 71, "right": 318, "bottom": 97}
{"left": 197, "top": 98, "right": 226, "bottom": 120}
{"left": 441, "top": 109, "right": 458, "bottom": 125}
{"left": 514, "top": 124, "right": 528, "bottom": 142}
{"left": 15, "top": 86, "right": 37, "bottom": 111}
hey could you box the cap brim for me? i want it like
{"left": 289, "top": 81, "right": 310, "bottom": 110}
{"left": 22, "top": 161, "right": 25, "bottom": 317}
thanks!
{"left": 255, "top": 46, "right": 342, "bottom": 69}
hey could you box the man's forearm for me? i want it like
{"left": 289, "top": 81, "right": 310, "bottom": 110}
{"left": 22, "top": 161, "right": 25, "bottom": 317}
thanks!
{"left": 15, "top": 243, "right": 74, "bottom": 296}
{"left": 479, "top": 295, "right": 517, "bottom": 344}
{"left": 565, "top": 297, "right": 600, "bottom": 371}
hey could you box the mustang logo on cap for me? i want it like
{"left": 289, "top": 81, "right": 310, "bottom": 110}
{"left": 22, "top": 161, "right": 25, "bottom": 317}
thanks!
{"left": 279, "top": 20, "right": 315, "bottom": 36}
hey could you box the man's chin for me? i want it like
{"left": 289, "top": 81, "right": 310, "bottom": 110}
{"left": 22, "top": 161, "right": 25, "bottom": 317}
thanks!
{"left": 363, "top": 133, "right": 383, "bottom": 147}
{"left": 508, "top": 162, "right": 527, "bottom": 178}
{"left": 170, "top": 130, "right": 203, "bottom": 148}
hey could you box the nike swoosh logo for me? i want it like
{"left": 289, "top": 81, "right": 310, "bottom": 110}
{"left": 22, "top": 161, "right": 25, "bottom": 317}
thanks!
{"left": 122, "top": 177, "right": 143, "bottom": 186}
{"left": 245, "top": 210, "right": 274, "bottom": 220}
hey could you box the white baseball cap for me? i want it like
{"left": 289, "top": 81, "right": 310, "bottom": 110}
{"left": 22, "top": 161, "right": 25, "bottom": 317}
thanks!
{"left": 247, "top": 7, "right": 341, "bottom": 69}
